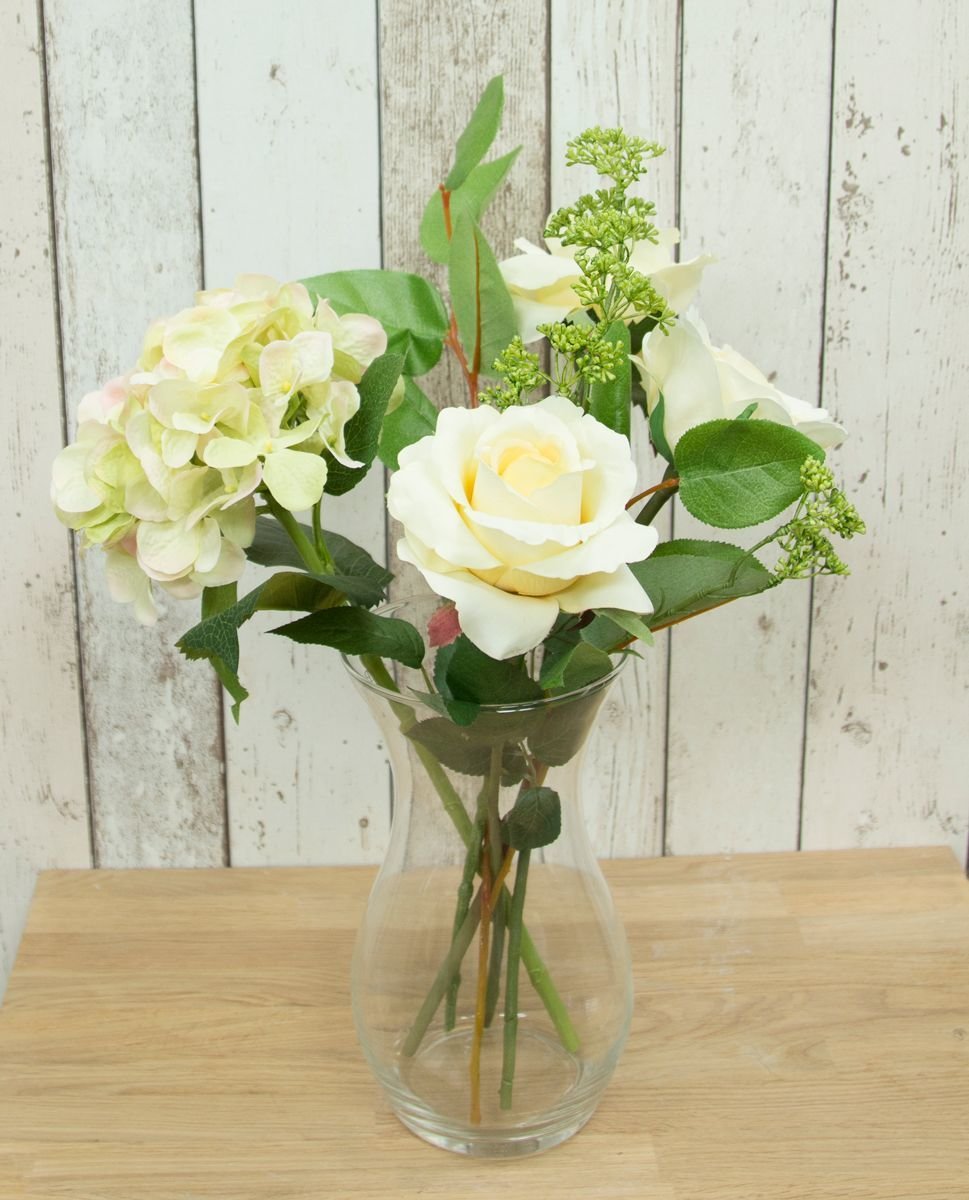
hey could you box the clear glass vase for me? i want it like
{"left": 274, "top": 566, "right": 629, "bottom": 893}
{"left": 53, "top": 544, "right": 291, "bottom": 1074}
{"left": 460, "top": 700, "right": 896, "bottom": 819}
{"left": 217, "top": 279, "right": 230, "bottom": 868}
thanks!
{"left": 343, "top": 598, "right": 632, "bottom": 1157}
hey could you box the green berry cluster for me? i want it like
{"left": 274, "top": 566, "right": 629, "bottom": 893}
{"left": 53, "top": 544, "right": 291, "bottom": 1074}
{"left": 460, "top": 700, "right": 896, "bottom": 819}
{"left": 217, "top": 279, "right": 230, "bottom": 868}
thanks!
{"left": 772, "top": 459, "right": 867, "bottom": 581}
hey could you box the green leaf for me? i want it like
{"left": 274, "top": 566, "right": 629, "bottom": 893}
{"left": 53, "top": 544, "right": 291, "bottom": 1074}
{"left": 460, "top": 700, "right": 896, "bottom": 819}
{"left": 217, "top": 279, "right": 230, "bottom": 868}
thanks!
{"left": 445, "top": 75, "right": 505, "bottom": 191}
{"left": 201, "top": 582, "right": 237, "bottom": 619}
{"left": 630, "top": 539, "right": 773, "bottom": 629}
{"left": 677, "top": 419, "right": 824, "bottom": 529}
{"left": 407, "top": 718, "right": 527, "bottom": 783}
{"left": 437, "top": 635, "right": 543, "bottom": 707}
{"left": 539, "top": 639, "right": 613, "bottom": 693}
{"left": 270, "top": 607, "right": 425, "bottom": 668}
{"left": 377, "top": 378, "right": 438, "bottom": 470}
{"left": 178, "top": 573, "right": 337, "bottom": 719}
{"left": 736, "top": 402, "right": 758, "bottom": 421}
{"left": 448, "top": 216, "right": 518, "bottom": 379}
{"left": 302, "top": 270, "right": 448, "bottom": 376}
{"left": 587, "top": 321, "right": 631, "bottom": 438}
{"left": 322, "top": 529, "right": 393, "bottom": 603}
{"left": 420, "top": 147, "right": 521, "bottom": 264}
{"left": 324, "top": 352, "right": 404, "bottom": 495}
{"left": 527, "top": 690, "right": 607, "bottom": 767}
{"left": 502, "top": 787, "right": 561, "bottom": 851}
{"left": 648, "top": 393, "right": 674, "bottom": 464}
{"left": 595, "top": 608, "right": 654, "bottom": 647}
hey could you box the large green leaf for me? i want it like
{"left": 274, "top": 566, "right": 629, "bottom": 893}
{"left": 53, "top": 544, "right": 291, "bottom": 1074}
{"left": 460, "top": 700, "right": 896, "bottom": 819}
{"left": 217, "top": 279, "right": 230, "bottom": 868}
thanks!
{"left": 270, "top": 607, "right": 425, "bottom": 668}
{"left": 539, "top": 638, "right": 613, "bottom": 692}
{"left": 501, "top": 787, "right": 561, "bottom": 851}
{"left": 377, "top": 378, "right": 438, "bottom": 470}
{"left": 406, "top": 718, "right": 527, "bottom": 783}
{"left": 448, "top": 216, "right": 518, "bottom": 379}
{"left": 324, "top": 352, "right": 403, "bottom": 495}
{"left": 587, "top": 321, "right": 631, "bottom": 438}
{"left": 630, "top": 539, "right": 774, "bottom": 629}
{"left": 420, "top": 147, "right": 521, "bottom": 264}
{"left": 677, "top": 419, "right": 824, "bottom": 529}
{"left": 445, "top": 75, "right": 505, "bottom": 190}
{"left": 436, "top": 635, "right": 543, "bottom": 706}
{"left": 301, "top": 270, "right": 448, "bottom": 376}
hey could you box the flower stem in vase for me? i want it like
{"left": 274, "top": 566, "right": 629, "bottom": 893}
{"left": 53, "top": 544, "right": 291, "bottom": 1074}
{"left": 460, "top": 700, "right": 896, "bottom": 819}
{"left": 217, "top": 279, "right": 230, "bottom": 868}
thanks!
{"left": 444, "top": 793, "right": 489, "bottom": 1031}
{"left": 500, "top": 847, "right": 531, "bottom": 1110}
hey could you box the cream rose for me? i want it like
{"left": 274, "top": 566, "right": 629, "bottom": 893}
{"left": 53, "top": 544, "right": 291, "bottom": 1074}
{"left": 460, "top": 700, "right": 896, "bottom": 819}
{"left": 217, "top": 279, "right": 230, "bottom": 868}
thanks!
{"left": 632, "top": 313, "right": 846, "bottom": 451}
{"left": 387, "top": 395, "right": 658, "bottom": 660}
{"left": 499, "top": 227, "right": 715, "bottom": 343}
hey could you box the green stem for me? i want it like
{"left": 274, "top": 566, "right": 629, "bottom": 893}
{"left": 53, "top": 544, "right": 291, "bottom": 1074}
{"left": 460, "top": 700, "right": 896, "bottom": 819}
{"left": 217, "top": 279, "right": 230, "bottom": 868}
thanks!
{"left": 265, "top": 494, "right": 325, "bottom": 573}
{"left": 444, "top": 793, "right": 488, "bottom": 1030}
{"left": 485, "top": 896, "right": 506, "bottom": 1027}
{"left": 403, "top": 893, "right": 482, "bottom": 1057}
{"left": 635, "top": 464, "right": 678, "bottom": 526}
{"left": 311, "top": 497, "right": 333, "bottom": 569}
{"left": 499, "top": 848, "right": 531, "bottom": 1109}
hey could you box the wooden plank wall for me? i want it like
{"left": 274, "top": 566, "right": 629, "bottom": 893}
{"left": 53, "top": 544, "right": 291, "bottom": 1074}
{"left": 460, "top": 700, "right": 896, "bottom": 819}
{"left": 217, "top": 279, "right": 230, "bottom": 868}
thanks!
{"left": 2, "top": 0, "right": 967, "bottom": 994}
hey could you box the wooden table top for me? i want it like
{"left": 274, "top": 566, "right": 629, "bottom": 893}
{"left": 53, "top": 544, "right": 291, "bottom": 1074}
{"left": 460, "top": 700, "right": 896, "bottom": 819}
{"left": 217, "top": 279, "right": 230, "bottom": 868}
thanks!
{"left": 1, "top": 847, "right": 967, "bottom": 1198}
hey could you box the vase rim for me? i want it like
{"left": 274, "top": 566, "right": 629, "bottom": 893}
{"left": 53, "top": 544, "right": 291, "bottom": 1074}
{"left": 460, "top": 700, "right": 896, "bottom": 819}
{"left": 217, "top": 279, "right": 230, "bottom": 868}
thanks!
{"left": 341, "top": 595, "right": 628, "bottom": 713}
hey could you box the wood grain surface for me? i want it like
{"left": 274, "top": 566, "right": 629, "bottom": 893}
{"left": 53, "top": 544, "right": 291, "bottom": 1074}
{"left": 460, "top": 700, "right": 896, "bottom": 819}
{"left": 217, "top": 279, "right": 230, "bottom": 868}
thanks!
{"left": 1, "top": 847, "right": 966, "bottom": 1198}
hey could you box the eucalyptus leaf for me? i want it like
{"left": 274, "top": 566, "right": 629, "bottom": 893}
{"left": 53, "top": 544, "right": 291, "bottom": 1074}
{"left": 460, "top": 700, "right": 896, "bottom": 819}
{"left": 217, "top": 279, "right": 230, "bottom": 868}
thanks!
{"left": 302, "top": 270, "right": 448, "bottom": 376}
{"left": 677, "top": 418, "right": 824, "bottom": 529}
{"left": 378, "top": 378, "right": 438, "bottom": 470}
{"left": 420, "top": 147, "right": 521, "bottom": 264}
{"left": 630, "top": 538, "right": 773, "bottom": 629}
{"left": 270, "top": 608, "right": 425, "bottom": 668}
{"left": 448, "top": 216, "right": 518, "bottom": 379}
{"left": 324, "top": 352, "right": 403, "bottom": 495}
{"left": 445, "top": 75, "right": 504, "bottom": 191}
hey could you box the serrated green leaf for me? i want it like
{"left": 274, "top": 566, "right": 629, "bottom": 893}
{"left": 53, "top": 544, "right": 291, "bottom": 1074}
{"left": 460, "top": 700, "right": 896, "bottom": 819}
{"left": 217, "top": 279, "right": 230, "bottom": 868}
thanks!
{"left": 246, "top": 518, "right": 392, "bottom": 606}
{"left": 407, "top": 718, "right": 526, "bottom": 783}
{"left": 270, "top": 607, "right": 425, "bottom": 668}
{"left": 420, "top": 147, "right": 521, "bottom": 264}
{"left": 445, "top": 75, "right": 504, "bottom": 191}
{"left": 302, "top": 270, "right": 448, "bottom": 376}
{"left": 541, "top": 640, "right": 613, "bottom": 694}
{"left": 501, "top": 787, "right": 561, "bottom": 851}
{"left": 587, "top": 321, "right": 631, "bottom": 438}
{"left": 630, "top": 538, "right": 773, "bottom": 629}
{"left": 677, "top": 419, "right": 824, "bottom": 529}
{"left": 378, "top": 378, "right": 438, "bottom": 470}
{"left": 448, "top": 216, "right": 518, "bottom": 379}
{"left": 324, "top": 352, "right": 403, "bottom": 496}
{"left": 179, "top": 573, "right": 337, "bottom": 719}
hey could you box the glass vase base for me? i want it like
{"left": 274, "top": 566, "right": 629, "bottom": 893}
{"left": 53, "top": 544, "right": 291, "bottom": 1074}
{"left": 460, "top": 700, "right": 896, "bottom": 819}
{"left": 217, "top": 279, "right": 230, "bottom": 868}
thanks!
{"left": 384, "top": 1024, "right": 602, "bottom": 1158}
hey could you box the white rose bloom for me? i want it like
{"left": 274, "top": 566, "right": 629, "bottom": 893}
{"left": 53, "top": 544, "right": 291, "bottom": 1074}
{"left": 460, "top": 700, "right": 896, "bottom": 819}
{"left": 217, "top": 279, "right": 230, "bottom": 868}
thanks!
{"left": 632, "top": 313, "right": 846, "bottom": 451}
{"left": 387, "top": 395, "right": 657, "bottom": 660}
{"left": 499, "top": 227, "right": 715, "bottom": 343}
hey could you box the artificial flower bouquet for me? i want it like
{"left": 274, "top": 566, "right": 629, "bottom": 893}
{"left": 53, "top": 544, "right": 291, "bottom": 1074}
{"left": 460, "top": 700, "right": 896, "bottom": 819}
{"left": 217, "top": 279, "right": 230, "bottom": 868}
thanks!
{"left": 51, "top": 75, "right": 863, "bottom": 1148}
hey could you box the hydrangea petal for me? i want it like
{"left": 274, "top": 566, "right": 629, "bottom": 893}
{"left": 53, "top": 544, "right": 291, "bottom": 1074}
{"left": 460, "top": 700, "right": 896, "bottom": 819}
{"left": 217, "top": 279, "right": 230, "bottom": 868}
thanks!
{"left": 262, "top": 448, "right": 327, "bottom": 512}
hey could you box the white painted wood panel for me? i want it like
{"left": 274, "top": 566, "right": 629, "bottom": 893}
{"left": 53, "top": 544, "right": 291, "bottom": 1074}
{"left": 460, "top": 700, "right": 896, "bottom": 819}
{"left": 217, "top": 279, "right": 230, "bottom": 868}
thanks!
{"left": 194, "top": 0, "right": 391, "bottom": 866}
{"left": 549, "top": 0, "right": 680, "bottom": 858}
{"left": 0, "top": 0, "right": 91, "bottom": 995}
{"left": 44, "top": 0, "right": 226, "bottom": 867}
{"left": 802, "top": 0, "right": 969, "bottom": 863}
{"left": 667, "top": 0, "right": 835, "bottom": 854}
